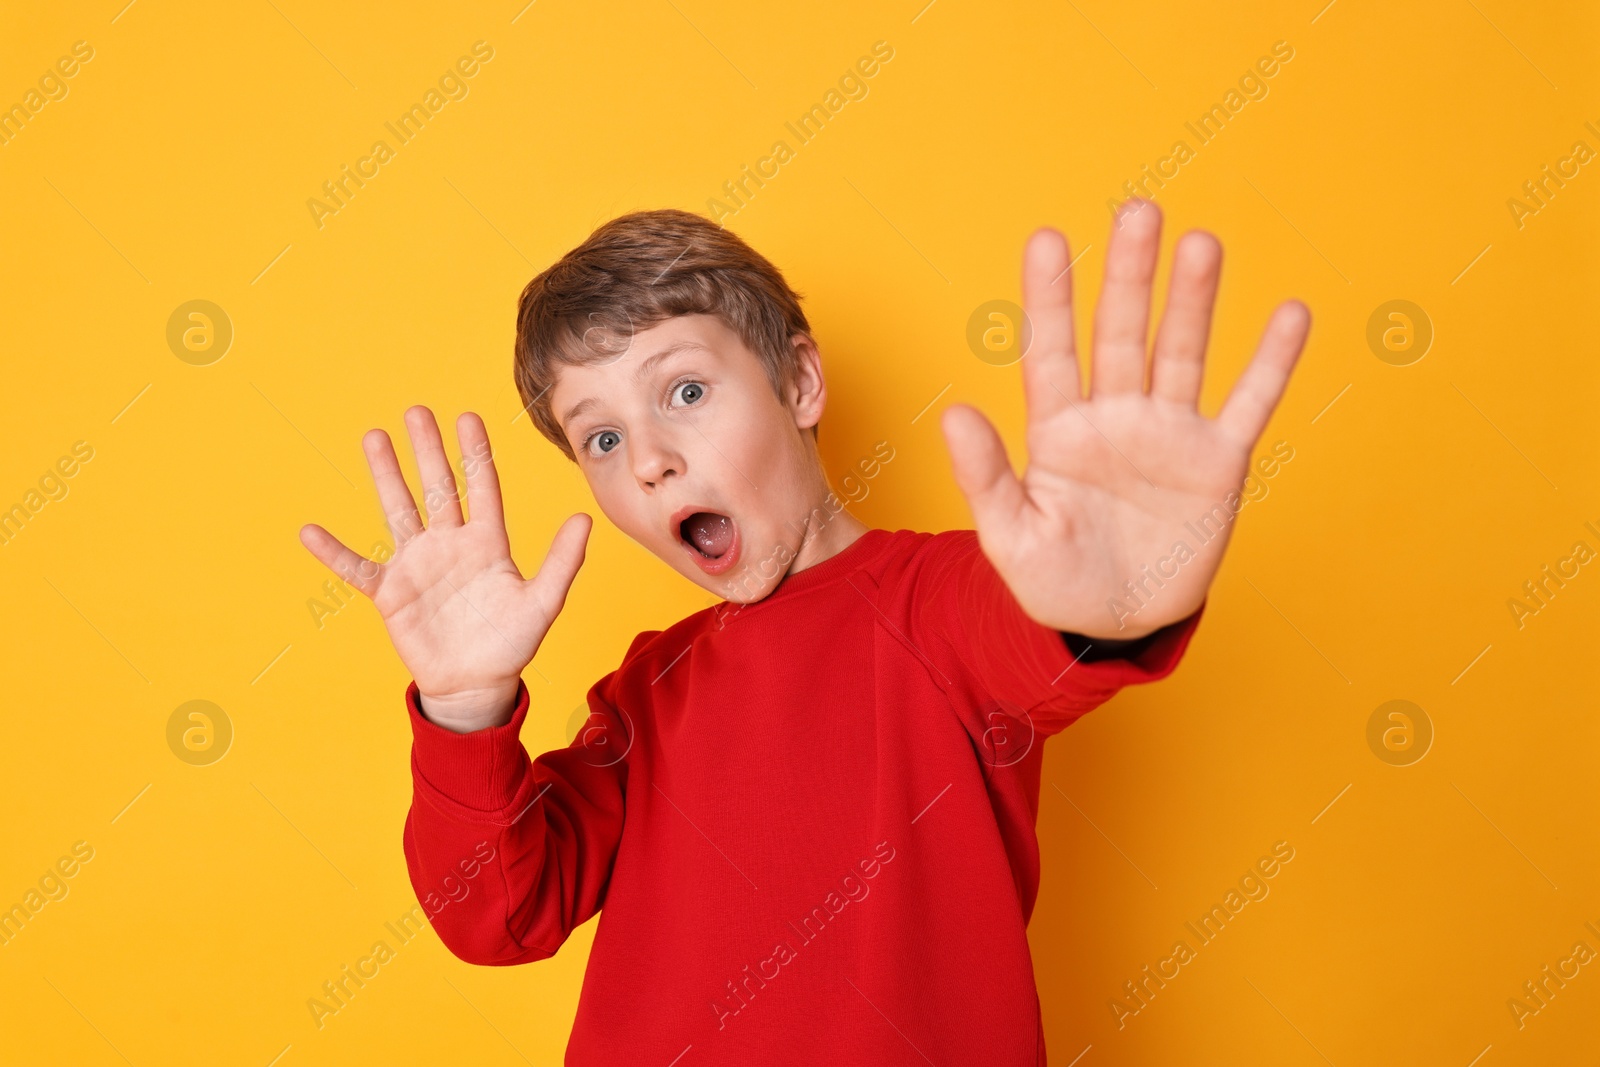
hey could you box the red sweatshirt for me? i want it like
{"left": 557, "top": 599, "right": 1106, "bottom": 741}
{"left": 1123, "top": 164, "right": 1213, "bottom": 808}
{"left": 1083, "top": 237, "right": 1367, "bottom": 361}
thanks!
{"left": 403, "top": 527, "right": 1200, "bottom": 1065}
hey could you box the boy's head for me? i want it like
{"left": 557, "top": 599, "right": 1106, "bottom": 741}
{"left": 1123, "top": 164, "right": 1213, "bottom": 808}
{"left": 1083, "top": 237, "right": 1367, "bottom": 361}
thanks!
{"left": 514, "top": 209, "right": 849, "bottom": 603}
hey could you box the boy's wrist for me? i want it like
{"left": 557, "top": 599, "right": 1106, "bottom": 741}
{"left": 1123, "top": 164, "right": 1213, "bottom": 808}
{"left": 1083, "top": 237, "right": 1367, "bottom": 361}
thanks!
{"left": 418, "top": 681, "right": 523, "bottom": 733}
{"left": 1062, "top": 630, "right": 1154, "bottom": 663}
{"left": 406, "top": 679, "right": 535, "bottom": 812}
{"left": 1061, "top": 605, "right": 1200, "bottom": 663}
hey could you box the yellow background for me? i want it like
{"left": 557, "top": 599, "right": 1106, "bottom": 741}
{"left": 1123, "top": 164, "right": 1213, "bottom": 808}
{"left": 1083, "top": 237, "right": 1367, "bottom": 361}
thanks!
{"left": 2, "top": 1, "right": 1595, "bottom": 1063}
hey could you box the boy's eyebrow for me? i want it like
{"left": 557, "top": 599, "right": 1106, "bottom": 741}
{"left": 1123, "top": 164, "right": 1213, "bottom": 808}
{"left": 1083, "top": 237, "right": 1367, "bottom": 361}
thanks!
{"left": 559, "top": 340, "right": 711, "bottom": 429}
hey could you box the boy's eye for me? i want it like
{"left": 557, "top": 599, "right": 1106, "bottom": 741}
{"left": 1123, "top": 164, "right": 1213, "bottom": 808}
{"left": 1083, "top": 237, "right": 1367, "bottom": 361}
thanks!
{"left": 672, "top": 381, "right": 704, "bottom": 405}
{"left": 588, "top": 430, "right": 621, "bottom": 456}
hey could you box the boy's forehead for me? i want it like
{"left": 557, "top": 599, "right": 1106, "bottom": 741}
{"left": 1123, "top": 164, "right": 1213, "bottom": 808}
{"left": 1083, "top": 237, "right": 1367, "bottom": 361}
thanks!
{"left": 619, "top": 312, "right": 739, "bottom": 358}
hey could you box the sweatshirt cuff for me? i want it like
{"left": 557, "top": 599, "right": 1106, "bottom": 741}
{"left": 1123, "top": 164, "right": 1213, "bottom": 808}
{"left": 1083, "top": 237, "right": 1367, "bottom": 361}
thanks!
{"left": 1051, "top": 602, "right": 1204, "bottom": 698}
{"left": 406, "top": 678, "right": 534, "bottom": 814}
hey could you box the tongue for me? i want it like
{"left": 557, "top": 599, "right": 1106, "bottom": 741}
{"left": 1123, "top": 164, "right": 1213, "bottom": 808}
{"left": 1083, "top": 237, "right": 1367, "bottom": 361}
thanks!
{"left": 684, "top": 512, "right": 733, "bottom": 558}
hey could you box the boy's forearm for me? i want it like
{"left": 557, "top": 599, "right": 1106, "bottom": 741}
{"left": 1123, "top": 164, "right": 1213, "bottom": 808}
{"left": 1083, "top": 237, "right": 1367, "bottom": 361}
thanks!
{"left": 404, "top": 678, "right": 630, "bottom": 966}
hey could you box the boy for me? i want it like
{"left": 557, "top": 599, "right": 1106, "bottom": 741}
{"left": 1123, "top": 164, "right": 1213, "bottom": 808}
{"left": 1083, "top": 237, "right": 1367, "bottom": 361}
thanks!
{"left": 298, "top": 201, "right": 1309, "bottom": 1064}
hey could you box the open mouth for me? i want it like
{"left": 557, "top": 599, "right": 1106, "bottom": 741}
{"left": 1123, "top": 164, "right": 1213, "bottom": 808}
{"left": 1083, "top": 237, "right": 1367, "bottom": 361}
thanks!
{"left": 671, "top": 507, "right": 741, "bottom": 576}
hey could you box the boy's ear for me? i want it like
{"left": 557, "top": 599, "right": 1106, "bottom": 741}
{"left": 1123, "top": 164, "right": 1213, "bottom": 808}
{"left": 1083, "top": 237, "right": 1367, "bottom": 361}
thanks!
{"left": 786, "top": 333, "right": 827, "bottom": 431}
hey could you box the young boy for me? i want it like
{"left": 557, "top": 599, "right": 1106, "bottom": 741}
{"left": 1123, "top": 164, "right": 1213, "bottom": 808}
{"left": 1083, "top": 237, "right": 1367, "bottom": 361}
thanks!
{"left": 299, "top": 201, "right": 1309, "bottom": 1064}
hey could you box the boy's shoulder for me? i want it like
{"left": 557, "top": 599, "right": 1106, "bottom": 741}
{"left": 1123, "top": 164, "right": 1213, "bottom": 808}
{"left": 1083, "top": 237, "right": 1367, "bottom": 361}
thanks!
{"left": 859, "top": 525, "right": 987, "bottom": 579}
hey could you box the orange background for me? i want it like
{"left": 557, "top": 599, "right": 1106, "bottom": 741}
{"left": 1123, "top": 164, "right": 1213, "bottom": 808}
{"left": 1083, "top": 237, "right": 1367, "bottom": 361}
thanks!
{"left": 0, "top": 1, "right": 1595, "bottom": 1063}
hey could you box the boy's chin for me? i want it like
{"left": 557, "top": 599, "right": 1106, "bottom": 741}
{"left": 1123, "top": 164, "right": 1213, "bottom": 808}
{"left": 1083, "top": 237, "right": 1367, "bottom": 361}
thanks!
{"left": 656, "top": 518, "right": 801, "bottom": 604}
{"left": 672, "top": 555, "right": 786, "bottom": 607}
{"left": 715, "top": 578, "right": 779, "bottom": 605}
{"left": 679, "top": 564, "right": 774, "bottom": 605}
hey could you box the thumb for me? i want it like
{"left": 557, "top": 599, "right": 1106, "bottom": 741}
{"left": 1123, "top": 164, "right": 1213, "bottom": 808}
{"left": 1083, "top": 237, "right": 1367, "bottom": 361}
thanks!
{"left": 525, "top": 512, "right": 593, "bottom": 625}
{"left": 940, "top": 404, "right": 1027, "bottom": 533}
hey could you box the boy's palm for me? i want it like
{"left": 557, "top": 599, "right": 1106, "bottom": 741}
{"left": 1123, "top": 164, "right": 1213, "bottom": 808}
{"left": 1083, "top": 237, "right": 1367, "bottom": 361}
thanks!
{"left": 299, "top": 408, "right": 591, "bottom": 728}
{"left": 941, "top": 200, "right": 1311, "bottom": 639}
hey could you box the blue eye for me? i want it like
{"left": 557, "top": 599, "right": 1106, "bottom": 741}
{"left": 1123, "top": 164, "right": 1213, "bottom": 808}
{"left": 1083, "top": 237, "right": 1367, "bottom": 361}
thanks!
{"left": 674, "top": 381, "right": 704, "bottom": 405}
{"left": 587, "top": 430, "right": 621, "bottom": 456}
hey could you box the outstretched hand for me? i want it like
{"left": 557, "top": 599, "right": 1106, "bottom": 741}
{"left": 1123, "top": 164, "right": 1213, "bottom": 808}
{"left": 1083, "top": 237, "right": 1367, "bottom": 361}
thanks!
{"left": 298, "top": 407, "right": 592, "bottom": 731}
{"left": 940, "top": 199, "right": 1311, "bottom": 639}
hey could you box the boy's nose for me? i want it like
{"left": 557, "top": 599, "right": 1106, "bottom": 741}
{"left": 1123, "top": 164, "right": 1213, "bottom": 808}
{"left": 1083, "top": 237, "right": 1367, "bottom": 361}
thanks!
{"left": 630, "top": 426, "right": 684, "bottom": 489}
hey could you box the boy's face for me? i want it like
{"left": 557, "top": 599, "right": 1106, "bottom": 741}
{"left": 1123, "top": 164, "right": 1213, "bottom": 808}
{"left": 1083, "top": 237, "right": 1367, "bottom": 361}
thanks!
{"left": 551, "top": 313, "right": 832, "bottom": 603}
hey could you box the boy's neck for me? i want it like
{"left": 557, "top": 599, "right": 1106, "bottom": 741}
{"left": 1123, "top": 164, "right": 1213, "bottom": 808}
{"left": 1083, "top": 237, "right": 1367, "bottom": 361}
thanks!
{"left": 786, "top": 506, "right": 869, "bottom": 577}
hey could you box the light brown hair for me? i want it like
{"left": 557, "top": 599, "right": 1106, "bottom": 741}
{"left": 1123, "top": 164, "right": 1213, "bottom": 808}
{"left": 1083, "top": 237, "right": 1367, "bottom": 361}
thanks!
{"left": 513, "top": 208, "right": 814, "bottom": 462}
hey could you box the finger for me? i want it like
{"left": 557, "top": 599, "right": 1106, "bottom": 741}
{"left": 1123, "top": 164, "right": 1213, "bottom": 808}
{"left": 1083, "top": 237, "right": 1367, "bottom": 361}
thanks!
{"left": 404, "top": 405, "right": 464, "bottom": 529}
{"left": 1149, "top": 230, "right": 1222, "bottom": 408}
{"left": 1091, "top": 199, "right": 1162, "bottom": 397}
{"left": 298, "top": 523, "right": 383, "bottom": 598}
{"left": 1019, "top": 227, "right": 1081, "bottom": 420}
{"left": 456, "top": 412, "right": 507, "bottom": 531}
{"left": 939, "top": 404, "right": 1028, "bottom": 534}
{"left": 1217, "top": 300, "right": 1311, "bottom": 447}
{"left": 525, "top": 512, "right": 593, "bottom": 625}
{"left": 363, "top": 428, "right": 425, "bottom": 547}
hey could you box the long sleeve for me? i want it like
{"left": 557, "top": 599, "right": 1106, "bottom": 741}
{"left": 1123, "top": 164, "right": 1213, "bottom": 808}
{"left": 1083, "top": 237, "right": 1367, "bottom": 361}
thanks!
{"left": 401, "top": 662, "right": 634, "bottom": 966}
{"left": 909, "top": 530, "right": 1202, "bottom": 736}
